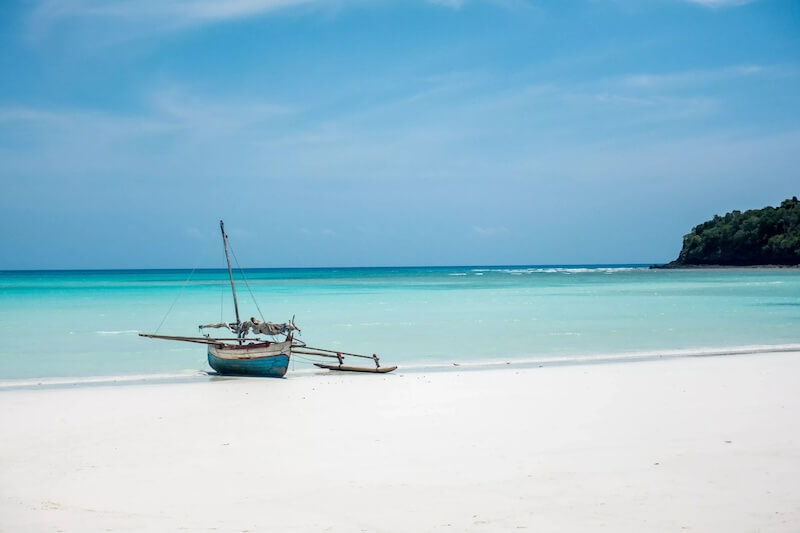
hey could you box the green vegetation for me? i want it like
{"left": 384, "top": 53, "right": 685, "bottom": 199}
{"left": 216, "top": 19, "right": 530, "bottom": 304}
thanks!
{"left": 669, "top": 197, "right": 800, "bottom": 266}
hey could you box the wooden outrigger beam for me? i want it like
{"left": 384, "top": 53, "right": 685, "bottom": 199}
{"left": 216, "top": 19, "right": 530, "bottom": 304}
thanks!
{"left": 294, "top": 345, "right": 396, "bottom": 373}
{"left": 140, "top": 333, "right": 290, "bottom": 344}
{"left": 139, "top": 333, "right": 228, "bottom": 345}
{"left": 294, "top": 346, "right": 377, "bottom": 360}
{"left": 292, "top": 349, "right": 341, "bottom": 359}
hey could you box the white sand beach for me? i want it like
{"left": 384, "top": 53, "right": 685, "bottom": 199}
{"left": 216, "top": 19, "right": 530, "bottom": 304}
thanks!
{"left": 1, "top": 352, "right": 799, "bottom": 532}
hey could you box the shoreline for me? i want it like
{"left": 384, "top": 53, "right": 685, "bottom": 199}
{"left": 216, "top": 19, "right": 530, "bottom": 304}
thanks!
{"left": 3, "top": 342, "right": 800, "bottom": 391}
{"left": 0, "top": 344, "right": 800, "bottom": 394}
{"left": 1, "top": 350, "right": 798, "bottom": 531}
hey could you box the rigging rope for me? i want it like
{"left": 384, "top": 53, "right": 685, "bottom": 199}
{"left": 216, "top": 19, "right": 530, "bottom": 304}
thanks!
{"left": 291, "top": 353, "right": 328, "bottom": 365}
{"left": 219, "top": 277, "right": 225, "bottom": 324}
{"left": 154, "top": 265, "right": 200, "bottom": 335}
{"left": 219, "top": 241, "right": 228, "bottom": 323}
{"left": 227, "top": 240, "right": 266, "bottom": 323}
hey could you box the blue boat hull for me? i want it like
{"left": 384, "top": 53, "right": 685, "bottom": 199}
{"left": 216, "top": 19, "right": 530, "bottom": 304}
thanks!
{"left": 207, "top": 341, "right": 291, "bottom": 378}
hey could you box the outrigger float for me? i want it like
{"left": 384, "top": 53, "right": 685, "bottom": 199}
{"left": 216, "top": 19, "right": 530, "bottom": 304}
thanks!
{"left": 140, "top": 220, "right": 396, "bottom": 377}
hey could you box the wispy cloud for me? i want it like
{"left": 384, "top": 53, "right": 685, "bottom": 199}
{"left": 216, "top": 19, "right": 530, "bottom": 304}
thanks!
{"left": 0, "top": 107, "right": 68, "bottom": 123}
{"left": 683, "top": 0, "right": 759, "bottom": 8}
{"left": 472, "top": 226, "right": 507, "bottom": 237}
{"left": 31, "top": 0, "right": 316, "bottom": 25}
{"left": 25, "top": 0, "right": 481, "bottom": 41}
{"left": 1, "top": 56, "right": 796, "bottom": 211}
{"left": 620, "top": 64, "right": 775, "bottom": 89}
{"left": 0, "top": 86, "right": 296, "bottom": 192}
{"left": 25, "top": 0, "right": 328, "bottom": 43}
{"left": 427, "top": 0, "right": 466, "bottom": 8}
{"left": 0, "top": 85, "right": 294, "bottom": 135}
{"left": 0, "top": 104, "right": 171, "bottom": 135}
{"left": 148, "top": 86, "right": 295, "bottom": 135}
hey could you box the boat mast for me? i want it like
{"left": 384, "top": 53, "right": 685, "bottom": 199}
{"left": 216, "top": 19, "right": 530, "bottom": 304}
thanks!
{"left": 219, "top": 220, "right": 241, "bottom": 327}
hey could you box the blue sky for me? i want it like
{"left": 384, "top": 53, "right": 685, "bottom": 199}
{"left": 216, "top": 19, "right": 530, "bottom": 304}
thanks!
{"left": 1, "top": 0, "right": 798, "bottom": 269}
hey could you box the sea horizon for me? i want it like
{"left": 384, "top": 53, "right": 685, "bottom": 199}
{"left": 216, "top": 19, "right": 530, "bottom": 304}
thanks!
{"left": 0, "top": 262, "right": 656, "bottom": 273}
{"left": 5, "top": 261, "right": 800, "bottom": 275}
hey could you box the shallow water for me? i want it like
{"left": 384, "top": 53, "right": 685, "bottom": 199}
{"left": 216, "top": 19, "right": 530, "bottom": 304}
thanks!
{"left": 1, "top": 266, "right": 799, "bottom": 382}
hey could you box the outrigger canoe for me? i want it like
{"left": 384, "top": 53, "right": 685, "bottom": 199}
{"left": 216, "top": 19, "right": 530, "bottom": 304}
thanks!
{"left": 140, "top": 220, "right": 397, "bottom": 377}
{"left": 314, "top": 362, "right": 398, "bottom": 373}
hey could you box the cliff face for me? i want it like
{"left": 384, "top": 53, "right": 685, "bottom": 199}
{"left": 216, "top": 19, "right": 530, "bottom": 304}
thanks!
{"left": 669, "top": 197, "right": 800, "bottom": 267}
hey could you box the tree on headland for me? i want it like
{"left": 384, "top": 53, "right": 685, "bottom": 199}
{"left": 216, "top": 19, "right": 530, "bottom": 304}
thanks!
{"left": 667, "top": 197, "right": 800, "bottom": 266}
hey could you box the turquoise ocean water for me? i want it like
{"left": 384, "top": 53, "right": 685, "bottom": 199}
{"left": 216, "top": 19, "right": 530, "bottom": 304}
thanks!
{"left": 1, "top": 266, "right": 799, "bottom": 384}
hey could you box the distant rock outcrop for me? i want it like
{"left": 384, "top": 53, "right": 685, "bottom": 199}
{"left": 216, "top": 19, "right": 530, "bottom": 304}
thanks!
{"left": 659, "top": 197, "right": 800, "bottom": 267}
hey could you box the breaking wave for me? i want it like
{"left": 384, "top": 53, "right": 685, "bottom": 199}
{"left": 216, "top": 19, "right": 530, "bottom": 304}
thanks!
{"left": 471, "top": 267, "right": 646, "bottom": 275}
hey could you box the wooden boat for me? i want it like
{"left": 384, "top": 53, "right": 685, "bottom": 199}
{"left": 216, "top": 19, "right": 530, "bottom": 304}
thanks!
{"left": 140, "top": 220, "right": 297, "bottom": 378}
{"left": 140, "top": 220, "right": 396, "bottom": 377}
{"left": 208, "top": 340, "right": 291, "bottom": 378}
